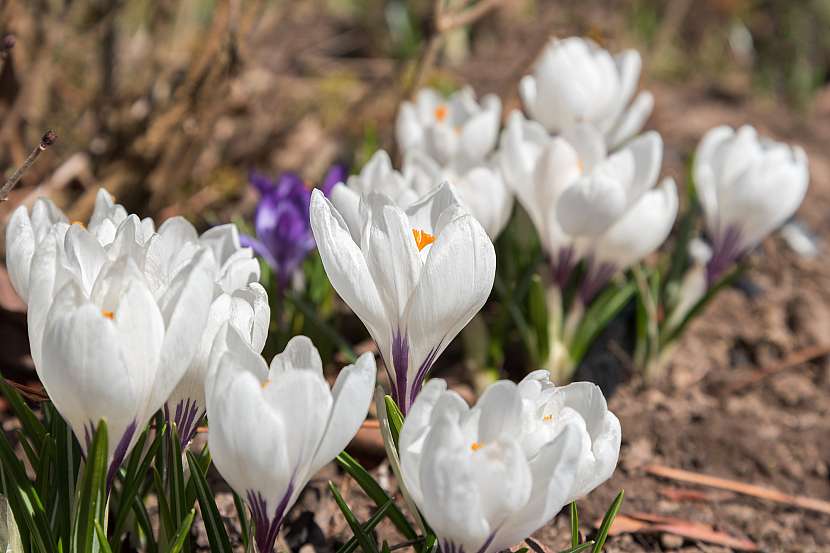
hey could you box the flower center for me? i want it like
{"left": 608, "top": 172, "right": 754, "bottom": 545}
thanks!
{"left": 261, "top": 379, "right": 272, "bottom": 390}
{"left": 470, "top": 442, "right": 482, "bottom": 452}
{"left": 434, "top": 104, "right": 448, "bottom": 122}
{"left": 412, "top": 229, "right": 435, "bottom": 251}
{"left": 543, "top": 415, "right": 553, "bottom": 422}
{"left": 101, "top": 310, "right": 114, "bottom": 320}
{"left": 72, "top": 221, "right": 86, "bottom": 229}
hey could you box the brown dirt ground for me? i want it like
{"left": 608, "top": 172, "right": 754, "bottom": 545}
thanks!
{"left": 2, "top": 1, "right": 830, "bottom": 552}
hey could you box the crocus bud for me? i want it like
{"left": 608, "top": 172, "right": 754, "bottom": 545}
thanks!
{"left": 519, "top": 36, "right": 654, "bottom": 149}
{"left": 398, "top": 373, "right": 620, "bottom": 553}
{"left": 693, "top": 125, "right": 809, "bottom": 284}
{"left": 310, "top": 183, "right": 496, "bottom": 413}
{"left": 206, "top": 329, "right": 376, "bottom": 553}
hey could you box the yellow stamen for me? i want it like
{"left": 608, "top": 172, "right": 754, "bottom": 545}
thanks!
{"left": 470, "top": 442, "right": 482, "bottom": 452}
{"left": 412, "top": 228, "right": 435, "bottom": 251}
{"left": 543, "top": 415, "right": 553, "bottom": 422}
{"left": 576, "top": 159, "right": 584, "bottom": 174}
{"left": 261, "top": 379, "right": 271, "bottom": 390}
{"left": 101, "top": 310, "right": 114, "bottom": 320}
{"left": 434, "top": 104, "right": 448, "bottom": 122}
{"left": 71, "top": 221, "right": 86, "bottom": 229}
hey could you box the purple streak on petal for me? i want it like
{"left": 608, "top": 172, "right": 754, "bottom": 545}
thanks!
{"left": 551, "top": 246, "right": 576, "bottom": 289}
{"left": 247, "top": 481, "right": 294, "bottom": 553}
{"left": 705, "top": 225, "right": 743, "bottom": 286}
{"left": 106, "top": 419, "right": 138, "bottom": 493}
{"left": 391, "top": 330, "right": 410, "bottom": 414}
{"left": 579, "top": 260, "right": 617, "bottom": 305}
{"left": 320, "top": 164, "right": 348, "bottom": 196}
{"left": 165, "top": 398, "right": 203, "bottom": 449}
{"left": 409, "top": 342, "right": 443, "bottom": 408}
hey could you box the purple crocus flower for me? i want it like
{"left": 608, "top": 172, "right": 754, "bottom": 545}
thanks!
{"left": 242, "top": 165, "right": 346, "bottom": 290}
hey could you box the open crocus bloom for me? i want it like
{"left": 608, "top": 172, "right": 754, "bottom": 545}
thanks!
{"left": 520, "top": 36, "right": 653, "bottom": 150}
{"left": 396, "top": 87, "right": 501, "bottom": 168}
{"left": 206, "top": 329, "right": 376, "bottom": 553}
{"left": 404, "top": 150, "right": 513, "bottom": 239}
{"left": 398, "top": 376, "right": 619, "bottom": 553}
{"left": 4, "top": 188, "right": 262, "bottom": 479}
{"left": 693, "top": 125, "right": 809, "bottom": 284}
{"left": 500, "top": 112, "right": 677, "bottom": 302}
{"left": 310, "top": 183, "right": 496, "bottom": 413}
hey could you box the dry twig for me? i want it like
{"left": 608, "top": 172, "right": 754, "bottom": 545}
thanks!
{"left": 723, "top": 343, "right": 830, "bottom": 393}
{"left": 645, "top": 464, "right": 830, "bottom": 516}
{"left": 0, "top": 130, "right": 57, "bottom": 201}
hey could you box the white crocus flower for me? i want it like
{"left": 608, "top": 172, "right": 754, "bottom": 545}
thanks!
{"left": 4, "top": 188, "right": 239, "bottom": 482}
{"left": 501, "top": 112, "right": 675, "bottom": 301}
{"left": 152, "top": 218, "right": 267, "bottom": 445}
{"left": 396, "top": 87, "right": 501, "bottom": 168}
{"left": 404, "top": 150, "right": 513, "bottom": 239}
{"left": 399, "top": 377, "right": 619, "bottom": 553}
{"left": 329, "top": 150, "right": 423, "bottom": 242}
{"left": 693, "top": 125, "right": 809, "bottom": 284}
{"left": 520, "top": 36, "right": 654, "bottom": 149}
{"left": 206, "top": 328, "right": 376, "bottom": 553}
{"left": 310, "top": 183, "right": 496, "bottom": 413}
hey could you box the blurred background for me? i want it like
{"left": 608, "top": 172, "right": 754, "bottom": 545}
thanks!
{"left": 1, "top": 1, "right": 830, "bottom": 551}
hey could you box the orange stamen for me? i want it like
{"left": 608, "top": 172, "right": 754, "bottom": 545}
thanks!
{"left": 412, "top": 229, "right": 435, "bottom": 251}
{"left": 543, "top": 415, "right": 553, "bottom": 422}
{"left": 101, "top": 310, "right": 114, "bottom": 320}
{"left": 71, "top": 221, "right": 86, "bottom": 229}
{"left": 261, "top": 379, "right": 272, "bottom": 390}
{"left": 434, "top": 104, "right": 448, "bottom": 122}
{"left": 471, "top": 442, "right": 482, "bottom": 452}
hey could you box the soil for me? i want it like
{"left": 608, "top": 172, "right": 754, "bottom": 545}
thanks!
{"left": 2, "top": 1, "right": 830, "bottom": 552}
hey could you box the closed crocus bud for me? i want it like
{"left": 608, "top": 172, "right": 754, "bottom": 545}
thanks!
{"left": 693, "top": 125, "right": 809, "bottom": 284}
{"left": 500, "top": 112, "right": 671, "bottom": 299}
{"left": 397, "top": 87, "right": 501, "bottom": 168}
{"left": 520, "top": 36, "right": 654, "bottom": 149}
{"left": 404, "top": 149, "right": 514, "bottom": 239}
{"left": 310, "top": 183, "right": 496, "bottom": 413}
{"left": 206, "top": 328, "right": 376, "bottom": 553}
{"left": 399, "top": 377, "right": 619, "bottom": 553}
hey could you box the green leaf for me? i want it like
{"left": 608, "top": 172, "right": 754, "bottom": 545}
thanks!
{"left": 570, "top": 282, "right": 636, "bottom": 366}
{"left": 569, "top": 501, "right": 579, "bottom": 547}
{"left": 167, "top": 425, "right": 188, "bottom": 528}
{"left": 336, "top": 451, "right": 417, "bottom": 540}
{"left": 186, "top": 451, "right": 233, "bottom": 553}
{"left": 384, "top": 396, "right": 404, "bottom": 448}
{"left": 329, "top": 481, "right": 378, "bottom": 553}
{"left": 558, "top": 542, "right": 595, "bottom": 553}
{"left": 284, "top": 289, "right": 356, "bottom": 363}
{"left": 131, "top": 495, "right": 158, "bottom": 553}
{"left": 528, "top": 274, "right": 550, "bottom": 363}
{"left": 109, "top": 422, "right": 164, "bottom": 549}
{"left": 0, "top": 374, "right": 47, "bottom": 449}
{"left": 335, "top": 500, "right": 393, "bottom": 553}
{"left": 233, "top": 491, "right": 250, "bottom": 552}
{"left": 93, "top": 520, "right": 115, "bottom": 553}
{"left": 152, "top": 467, "right": 174, "bottom": 543}
{"left": 0, "top": 423, "right": 54, "bottom": 552}
{"left": 168, "top": 508, "right": 196, "bottom": 553}
{"left": 591, "top": 490, "right": 624, "bottom": 553}
{"left": 72, "top": 420, "right": 108, "bottom": 553}
{"left": 48, "top": 403, "right": 81, "bottom": 550}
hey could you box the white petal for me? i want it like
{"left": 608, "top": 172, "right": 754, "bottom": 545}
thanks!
{"left": 269, "top": 335, "right": 324, "bottom": 378}
{"left": 308, "top": 351, "right": 376, "bottom": 474}
{"left": 607, "top": 90, "right": 654, "bottom": 149}
{"left": 6, "top": 206, "right": 35, "bottom": 301}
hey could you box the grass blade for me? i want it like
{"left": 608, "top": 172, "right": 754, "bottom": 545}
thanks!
{"left": 329, "top": 481, "right": 378, "bottom": 553}
{"left": 383, "top": 396, "right": 404, "bottom": 448}
{"left": 93, "top": 520, "right": 115, "bottom": 553}
{"left": 558, "top": 542, "right": 595, "bottom": 553}
{"left": 72, "top": 420, "right": 108, "bottom": 553}
{"left": 591, "top": 490, "right": 624, "bottom": 553}
{"left": 335, "top": 500, "right": 393, "bottom": 553}
{"left": 186, "top": 451, "right": 232, "bottom": 553}
{"left": 233, "top": 491, "right": 250, "bottom": 552}
{"left": 0, "top": 374, "right": 47, "bottom": 449}
{"left": 168, "top": 508, "right": 196, "bottom": 553}
{"left": 336, "top": 451, "right": 416, "bottom": 540}
{"left": 569, "top": 501, "right": 579, "bottom": 547}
